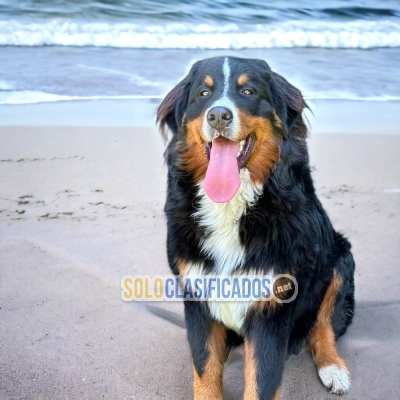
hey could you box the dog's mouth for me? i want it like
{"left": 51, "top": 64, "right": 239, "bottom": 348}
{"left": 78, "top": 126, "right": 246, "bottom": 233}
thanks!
{"left": 205, "top": 134, "right": 255, "bottom": 169}
{"left": 203, "top": 134, "right": 255, "bottom": 203}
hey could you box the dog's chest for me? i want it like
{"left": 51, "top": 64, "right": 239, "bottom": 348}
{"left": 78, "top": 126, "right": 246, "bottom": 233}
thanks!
{"left": 183, "top": 264, "right": 258, "bottom": 333}
{"left": 187, "top": 170, "right": 264, "bottom": 332}
{"left": 209, "top": 299, "right": 253, "bottom": 333}
{"left": 194, "top": 193, "right": 246, "bottom": 275}
{"left": 193, "top": 169, "right": 262, "bottom": 275}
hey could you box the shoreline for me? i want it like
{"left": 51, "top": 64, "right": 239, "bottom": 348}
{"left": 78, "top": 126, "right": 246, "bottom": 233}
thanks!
{"left": 0, "top": 98, "right": 399, "bottom": 135}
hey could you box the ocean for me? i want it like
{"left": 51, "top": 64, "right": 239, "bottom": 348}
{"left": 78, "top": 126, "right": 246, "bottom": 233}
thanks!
{"left": 0, "top": 0, "right": 400, "bottom": 105}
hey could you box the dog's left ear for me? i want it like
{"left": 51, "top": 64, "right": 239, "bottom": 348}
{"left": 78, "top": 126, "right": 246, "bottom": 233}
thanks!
{"left": 269, "top": 71, "right": 308, "bottom": 138}
{"left": 157, "top": 74, "right": 191, "bottom": 140}
{"left": 157, "top": 61, "right": 202, "bottom": 140}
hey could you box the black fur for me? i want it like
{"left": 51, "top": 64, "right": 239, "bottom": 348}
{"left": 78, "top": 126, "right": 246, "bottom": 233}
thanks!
{"left": 157, "top": 56, "right": 355, "bottom": 399}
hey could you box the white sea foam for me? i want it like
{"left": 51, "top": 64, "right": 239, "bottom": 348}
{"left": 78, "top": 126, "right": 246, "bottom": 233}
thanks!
{"left": 0, "top": 19, "right": 399, "bottom": 49}
{"left": 0, "top": 80, "right": 14, "bottom": 90}
{"left": 0, "top": 91, "right": 163, "bottom": 105}
{"left": 304, "top": 92, "right": 400, "bottom": 102}
{"left": 76, "top": 64, "right": 161, "bottom": 86}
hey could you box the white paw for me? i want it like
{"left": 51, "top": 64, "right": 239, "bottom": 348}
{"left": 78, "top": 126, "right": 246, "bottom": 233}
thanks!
{"left": 318, "top": 365, "right": 351, "bottom": 395}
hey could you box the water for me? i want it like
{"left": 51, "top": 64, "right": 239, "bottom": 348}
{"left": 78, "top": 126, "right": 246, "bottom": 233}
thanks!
{"left": 0, "top": 0, "right": 399, "bottom": 105}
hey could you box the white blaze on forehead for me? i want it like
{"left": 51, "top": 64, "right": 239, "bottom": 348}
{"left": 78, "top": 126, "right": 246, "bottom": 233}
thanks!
{"left": 202, "top": 57, "right": 239, "bottom": 140}
{"left": 223, "top": 57, "right": 230, "bottom": 95}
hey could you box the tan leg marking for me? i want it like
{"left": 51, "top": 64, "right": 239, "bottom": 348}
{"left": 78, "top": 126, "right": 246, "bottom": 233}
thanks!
{"left": 243, "top": 341, "right": 281, "bottom": 400}
{"left": 272, "top": 386, "right": 281, "bottom": 400}
{"left": 309, "top": 270, "right": 351, "bottom": 394}
{"left": 243, "top": 339, "right": 258, "bottom": 400}
{"left": 193, "top": 322, "right": 226, "bottom": 400}
{"left": 251, "top": 273, "right": 296, "bottom": 315}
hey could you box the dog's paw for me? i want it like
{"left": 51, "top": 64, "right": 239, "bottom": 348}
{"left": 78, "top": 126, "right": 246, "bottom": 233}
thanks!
{"left": 318, "top": 365, "right": 351, "bottom": 395}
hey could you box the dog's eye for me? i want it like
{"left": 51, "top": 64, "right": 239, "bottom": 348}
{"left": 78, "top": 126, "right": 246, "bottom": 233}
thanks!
{"left": 242, "top": 89, "right": 253, "bottom": 95}
{"left": 200, "top": 90, "right": 210, "bottom": 97}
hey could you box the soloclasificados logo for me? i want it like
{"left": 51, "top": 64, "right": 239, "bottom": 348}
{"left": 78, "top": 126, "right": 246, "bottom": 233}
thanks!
{"left": 121, "top": 274, "right": 298, "bottom": 303}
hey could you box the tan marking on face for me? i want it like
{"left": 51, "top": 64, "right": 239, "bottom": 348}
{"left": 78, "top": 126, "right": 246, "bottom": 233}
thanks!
{"left": 237, "top": 74, "right": 248, "bottom": 86}
{"left": 237, "top": 110, "right": 282, "bottom": 184}
{"left": 204, "top": 75, "right": 214, "bottom": 87}
{"left": 244, "top": 338, "right": 258, "bottom": 399}
{"left": 272, "top": 110, "right": 283, "bottom": 130}
{"left": 193, "top": 322, "right": 226, "bottom": 400}
{"left": 309, "top": 270, "right": 350, "bottom": 372}
{"left": 179, "top": 115, "right": 209, "bottom": 182}
{"left": 181, "top": 109, "right": 283, "bottom": 184}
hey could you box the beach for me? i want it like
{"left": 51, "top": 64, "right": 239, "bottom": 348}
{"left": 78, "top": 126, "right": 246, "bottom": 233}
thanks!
{"left": 1, "top": 99, "right": 399, "bottom": 399}
{"left": 1, "top": 0, "right": 400, "bottom": 398}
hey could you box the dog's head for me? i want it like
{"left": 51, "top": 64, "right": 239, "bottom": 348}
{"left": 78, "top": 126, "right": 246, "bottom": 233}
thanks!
{"left": 157, "top": 56, "right": 307, "bottom": 203}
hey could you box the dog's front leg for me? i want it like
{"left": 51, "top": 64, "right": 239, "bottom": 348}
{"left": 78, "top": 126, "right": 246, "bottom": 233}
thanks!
{"left": 184, "top": 301, "right": 227, "bottom": 400}
{"left": 243, "top": 311, "right": 291, "bottom": 400}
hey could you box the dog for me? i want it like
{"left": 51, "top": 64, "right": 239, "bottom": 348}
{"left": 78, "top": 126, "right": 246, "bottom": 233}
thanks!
{"left": 157, "top": 56, "right": 355, "bottom": 400}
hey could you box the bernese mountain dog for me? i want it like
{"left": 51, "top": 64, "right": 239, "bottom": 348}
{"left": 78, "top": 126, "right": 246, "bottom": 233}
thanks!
{"left": 157, "top": 56, "right": 355, "bottom": 400}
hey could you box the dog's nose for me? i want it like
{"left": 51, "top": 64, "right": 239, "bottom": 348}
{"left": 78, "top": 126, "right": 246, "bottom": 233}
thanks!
{"left": 207, "top": 106, "right": 233, "bottom": 132}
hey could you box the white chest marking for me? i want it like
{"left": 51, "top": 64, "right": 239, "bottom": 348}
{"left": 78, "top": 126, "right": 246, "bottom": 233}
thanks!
{"left": 183, "top": 263, "right": 274, "bottom": 333}
{"left": 208, "top": 299, "right": 253, "bottom": 333}
{"left": 193, "top": 168, "right": 262, "bottom": 275}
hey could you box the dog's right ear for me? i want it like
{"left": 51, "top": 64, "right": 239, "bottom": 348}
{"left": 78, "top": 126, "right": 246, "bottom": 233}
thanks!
{"left": 269, "top": 71, "right": 308, "bottom": 139}
{"left": 157, "top": 71, "right": 193, "bottom": 140}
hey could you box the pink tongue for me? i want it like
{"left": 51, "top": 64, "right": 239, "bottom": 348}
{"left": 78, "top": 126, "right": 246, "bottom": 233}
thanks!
{"left": 204, "top": 137, "right": 241, "bottom": 203}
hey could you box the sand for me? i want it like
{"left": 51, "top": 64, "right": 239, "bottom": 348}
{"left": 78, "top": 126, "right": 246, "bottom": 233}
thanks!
{"left": 1, "top": 122, "right": 400, "bottom": 399}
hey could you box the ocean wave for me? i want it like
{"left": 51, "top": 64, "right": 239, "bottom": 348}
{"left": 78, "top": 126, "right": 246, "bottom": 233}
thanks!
{"left": 1, "top": 0, "right": 399, "bottom": 25}
{"left": 0, "top": 90, "right": 163, "bottom": 105}
{"left": 1, "top": 19, "right": 400, "bottom": 49}
{"left": 304, "top": 92, "right": 400, "bottom": 102}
